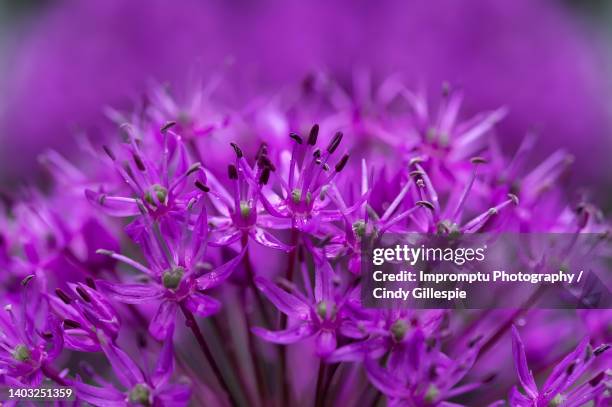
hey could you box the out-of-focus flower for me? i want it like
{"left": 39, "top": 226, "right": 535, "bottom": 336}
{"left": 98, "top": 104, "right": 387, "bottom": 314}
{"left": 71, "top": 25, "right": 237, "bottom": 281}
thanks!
{"left": 2, "top": 1, "right": 609, "bottom": 190}
{"left": 76, "top": 330, "right": 191, "bottom": 406}
{"left": 510, "top": 325, "right": 610, "bottom": 406}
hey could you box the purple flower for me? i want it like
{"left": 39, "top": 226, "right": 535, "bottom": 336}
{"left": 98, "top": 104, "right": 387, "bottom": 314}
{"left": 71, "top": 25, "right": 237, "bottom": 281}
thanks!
{"left": 258, "top": 124, "right": 353, "bottom": 232}
{"left": 363, "top": 327, "right": 497, "bottom": 406}
{"left": 510, "top": 325, "right": 610, "bottom": 406}
{"left": 95, "top": 199, "right": 245, "bottom": 340}
{"left": 0, "top": 276, "right": 63, "bottom": 386}
{"left": 76, "top": 330, "right": 191, "bottom": 406}
{"left": 252, "top": 258, "right": 364, "bottom": 358}
{"left": 49, "top": 281, "right": 121, "bottom": 352}
{"left": 205, "top": 142, "right": 291, "bottom": 251}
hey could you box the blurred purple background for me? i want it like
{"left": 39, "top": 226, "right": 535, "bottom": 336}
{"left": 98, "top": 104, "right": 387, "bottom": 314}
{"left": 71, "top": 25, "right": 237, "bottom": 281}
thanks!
{"left": 0, "top": 0, "right": 611, "bottom": 199}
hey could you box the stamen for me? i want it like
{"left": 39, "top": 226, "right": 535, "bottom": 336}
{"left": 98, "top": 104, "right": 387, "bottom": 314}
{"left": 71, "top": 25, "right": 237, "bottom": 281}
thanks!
{"left": 132, "top": 153, "right": 146, "bottom": 172}
{"left": 289, "top": 132, "right": 303, "bottom": 144}
{"left": 259, "top": 167, "right": 271, "bottom": 185}
{"left": 195, "top": 180, "right": 210, "bottom": 192}
{"left": 327, "top": 131, "right": 343, "bottom": 153}
{"left": 76, "top": 286, "right": 91, "bottom": 303}
{"left": 160, "top": 121, "right": 176, "bottom": 133}
{"left": 308, "top": 124, "right": 319, "bottom": 146}
{"left": 102, "top": 145, "right": 116, "bottom": 161}
{"left": 55, "top": 288, "right": 72, "bottom": 304}
{"left": 593, "top": 344, "right": 610, "bottom": 356}
{"left": 63, "top": 319, "right": 82, "bottom": 329}
{"left": 230, "top": 142, "right": 243, "bottom": 158}
{"left": 21, "top": 275, "right": 35, "bottom": 287}
{"left": 335, "top": 154, "right": 350, "bottom": 172}
{"left": 85, "top": 277, "right": 97, "bottom": 290}
{"left": 228, "top": 165, "right": 238, "bottom": 180}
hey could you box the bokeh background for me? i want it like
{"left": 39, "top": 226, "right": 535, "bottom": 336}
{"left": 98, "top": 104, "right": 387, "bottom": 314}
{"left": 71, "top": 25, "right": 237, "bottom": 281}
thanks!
{"left": 0, "top": 0, "right": 611, "bottom": 206}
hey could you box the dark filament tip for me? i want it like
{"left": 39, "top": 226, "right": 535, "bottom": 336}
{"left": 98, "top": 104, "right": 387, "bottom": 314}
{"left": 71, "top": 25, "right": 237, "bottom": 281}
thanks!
{"left": 195, "top": 180, "right": 210, "bottom": 192}
{"left": 132, "top": 153, "right": 146, "bottom": 172}
{"left": 230, "top": 142, "right": 243, "bottom": 158}
{"left": 55, "top": 288, "right": 72, "bottom": 304}
{"left": 308, "top": 124, "right": 319, "bottom": 146}
{"left": 335, "top": 154, "right": 350, "bottom": 172}
{"left": 228, "top": 164, "right": 239, "bottom": 180}
{"left": 289, "top": 132, "right": 303, "bottom": 144}
{"left": 327, "top": 132, "right": 343, "bottom": 153}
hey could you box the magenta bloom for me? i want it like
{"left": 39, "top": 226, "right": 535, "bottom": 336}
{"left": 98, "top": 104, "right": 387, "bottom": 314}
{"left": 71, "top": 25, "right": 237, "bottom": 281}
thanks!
{"left": 95, "top": 199, "right": 245, "bottom": 340}
{"left": 252, "top": 259, "right": 364, "bottom": 358}
{"left": 0, "top": 277, "right": 63, "bottom": 386}
{"left": 49, "top": 281, "right": 121, "bottom": 352}
{"left": 510, "top": 325, "right": 610, "bottom": 406}
{"left": 76, "top": 331, "right": 191, "bottom": 406}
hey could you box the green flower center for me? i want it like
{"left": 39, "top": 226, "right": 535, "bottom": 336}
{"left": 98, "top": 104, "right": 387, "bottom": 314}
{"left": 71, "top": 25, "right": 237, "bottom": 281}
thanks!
{"left": 12, "top": 344, "right": 31, "bottom": 362}
{"left": 424, "top": 384, "right": 439, "bottom": 403}
{"left": 291, "top": 188, "right": 312, "bottom": 206}
{"left": 162, "top": 266, "right": 185, "bottom": 290}
{"left": 315, "top": 301, "right": 337, "bottom": 320}
{"left": 144, "top": 184, "right": 168, "bottom": 206}
{"left": 390, "top": 319, "right": 409, "bottom": 342}
{"left": 549, "top": 394, "right": 565, "bottom": 407}
{"left": 240, "top": 201, "right": 251, "bottom": 218}
{"left": 128, "top": 383, "right": 151, "bottom": 405}
{"left": 352, "top": 220, "right": 366, "bottom": 238}
{"left": 436, "top": 220, "right": 461, "bottom": 237}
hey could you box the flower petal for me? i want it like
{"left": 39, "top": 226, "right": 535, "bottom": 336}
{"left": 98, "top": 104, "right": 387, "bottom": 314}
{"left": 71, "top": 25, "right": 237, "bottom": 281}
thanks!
{"left": 249, "top": 228, "right": 292, "bottom": 252}
{"left": 156, "top": 383, "right": 192, "bottom": 407}
{"left": 75, "top": 382, "right": 125, "bottom": 407}
{"left": 511, "top": 326, "right": 538, "bottom": 399}
{"left": 149, "top": 301, "right": 178, "bottom": 341}
{"left": 96, "top": 280, "right": 163, "bottom": 304}
{"left": 196, "top": 247, "right": 246, "bottom": 290}
{"left": 315, "top": 330, "right": 337, "bottom": 358}
{"left": 99, "top": 339, "right": 144, "bottom": 388}
{"left": 253, "top": 276, "right": 310, "bottom": 319}
{"left": 184, "top": 293, "right": 221, "bottom": 318}
{"left": 251, "top": 323, "right": 315, "bottom": 344}
{"left": 152, "top": 329, "right": 175, "bottom": 388}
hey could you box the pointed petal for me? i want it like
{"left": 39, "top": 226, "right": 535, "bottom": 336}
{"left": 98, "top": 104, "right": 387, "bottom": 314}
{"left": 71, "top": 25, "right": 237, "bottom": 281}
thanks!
{"left": 152, "top": 330, "right": 175, "bottom": 388}
{"left": 511, "top": 326, "right": 538, "bottom": 399}
{"left": 96, "top": 280, "right": 163, "bottom": 304}
{"left": 156, "top": 383, "right": 192, "bottom": 407}
{"left": 314, "top": 260, "right": 334, "bottom": 302}
{"left": 75, "top": 382, "right": 125, "bottom": 407}
{"left": 251, "top": 323, "right": 315, "bottom": 344}
{"left": 315, "top": 330, "right": 337, "bottom": 358}
{"left": 196, "top": 247, "right": 246, "bottom": 290}
{"left": 149, "top": 301, "right": 178, "bottom": 341}
{"left": 253, "top": 276, "right": 310, "bottom": 319}
{"left": 184, "top": 293, "right": 221, "bottom": 318}
{"left": 250, "top": 228, "right": 292, "bottom": 252}
{"left": 99, "top": 340, "right": 144, "bottom": 388}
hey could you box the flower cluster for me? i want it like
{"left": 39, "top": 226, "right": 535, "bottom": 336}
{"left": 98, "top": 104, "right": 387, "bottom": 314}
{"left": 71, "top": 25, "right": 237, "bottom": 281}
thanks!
{"left": 0, "top": 77, "right": 609, "bottom": 406}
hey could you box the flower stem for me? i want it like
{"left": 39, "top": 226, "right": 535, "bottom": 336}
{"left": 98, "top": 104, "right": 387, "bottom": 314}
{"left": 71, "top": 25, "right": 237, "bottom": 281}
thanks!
{"left": 314, "top": 361, "right": 326, "bottom": 407}
{"left": 279, "top": 228, "right": 299, "bottom": 406}
{"left": 41, "top": 363, "right": 69, "bottom": 386}
{"left": 180, "top": 302, "right": 239, "bottom": 407}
